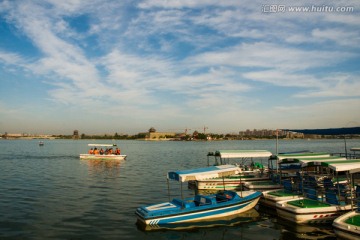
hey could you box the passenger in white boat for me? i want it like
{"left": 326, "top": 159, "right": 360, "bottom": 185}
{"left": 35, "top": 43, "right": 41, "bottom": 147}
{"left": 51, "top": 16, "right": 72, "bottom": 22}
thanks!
{"left": 115, "top": 148, "right": 121, "bottom": 155}
{"left": 93, "top": 148, "right": 99, "bottom": 155}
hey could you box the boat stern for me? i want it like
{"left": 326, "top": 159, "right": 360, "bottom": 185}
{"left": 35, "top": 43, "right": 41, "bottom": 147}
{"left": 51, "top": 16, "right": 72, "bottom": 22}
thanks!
{"left": 135, "top": 201, "right": 181, "bottom": 224}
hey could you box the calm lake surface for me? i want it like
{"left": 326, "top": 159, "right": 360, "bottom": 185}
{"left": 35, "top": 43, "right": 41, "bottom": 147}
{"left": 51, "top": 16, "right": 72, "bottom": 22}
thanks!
{"left": 1, "top": 138, "right": 359, "bottom": 239}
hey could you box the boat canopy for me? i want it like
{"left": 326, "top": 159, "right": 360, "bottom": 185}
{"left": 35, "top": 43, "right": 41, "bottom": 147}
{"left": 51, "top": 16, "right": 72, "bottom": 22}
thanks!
{"left": 87, "top": 144, "right": 117, "bottom": 147}
{"left": 215, "top": 150, "right": 272, "bottom": 158}
{"left": 303, "top": 160, "right": 360, "bottom": 173}
{"left": 277, "top": 152, "right": 331, "bottom": 162}
{"left": 299, "top": 157, "right": 347, "bottom": 166}
{"left": 167, "top": 165, "right": 240, "bottom": 182}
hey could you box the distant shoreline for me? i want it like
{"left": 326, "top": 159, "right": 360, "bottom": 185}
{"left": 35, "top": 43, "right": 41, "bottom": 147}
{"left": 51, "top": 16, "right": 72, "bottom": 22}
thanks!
{"left": 1, "top": 136, "right": 359, "bottom": 141}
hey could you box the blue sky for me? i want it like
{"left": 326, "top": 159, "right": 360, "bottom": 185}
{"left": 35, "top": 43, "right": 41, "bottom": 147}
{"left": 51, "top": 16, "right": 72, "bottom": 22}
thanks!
{"left": 0, "top": 0, "right": 359, "bottom": 135}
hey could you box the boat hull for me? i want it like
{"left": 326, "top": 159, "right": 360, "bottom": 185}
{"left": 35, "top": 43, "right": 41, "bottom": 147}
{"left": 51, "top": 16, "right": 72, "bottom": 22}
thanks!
{"left": 79, "top": 154, "right": 127, "bottom": 160}
{"left": 135, "top": 191, "right": 261, "bottom": 226}
{"left": 333, "top": 210, "right": 360, "bottom": 240}
{"left": 244, "top": 181, "right": 282, "bottom": 191}
{"left": 260, "top": 189, "right": 302, "bottom": 208}
{"left": 137, "top": 208, "right": 260, "bottom": 231}
{"left": 196, "top": 175, "right": 269, "bottom": 190}
{"left": 276, "top": 197, "right": 353, "bottom": 224}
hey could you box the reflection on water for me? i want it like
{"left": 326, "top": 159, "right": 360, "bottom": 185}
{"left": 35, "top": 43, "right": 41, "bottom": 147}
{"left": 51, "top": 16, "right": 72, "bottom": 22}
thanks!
{"left": 80, "top": 159, "right": 123, "bottom": 176}
{"left": 1, "top": 139, "right": 359, "bottom": 239}
{"left": 258, "top": 205, "right": 336, "bottom": 239}
{"left": 137, "top": 208, "right": 261, "bottom": 232}
{"left": 274, "top": 217, "right": 336, "bottom": 239}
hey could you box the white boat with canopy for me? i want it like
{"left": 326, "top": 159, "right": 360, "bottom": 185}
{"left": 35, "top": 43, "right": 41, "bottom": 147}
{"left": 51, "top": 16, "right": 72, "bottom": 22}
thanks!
{"left": 207, "top": 150, "right": 272, "bottom": 166}
{"left": 135, "top": 165, "right": 262, "bottom": 226}
{"left": 80, "top": 144, "right": 127, "bottom": 160}
{"left": 196, "top": 150, "right": 273, "bottom": 190}
{"left": 260, "top": 155, "right": 348, "bottom": 208}
{"left": 244, "top": 152, "right": 333, "bottom": 191}
{"left": 276, "top": 159, "right": 360, "bottom": 224}
{"left": 333, "top": 185, "right": 360, "bottom": 240}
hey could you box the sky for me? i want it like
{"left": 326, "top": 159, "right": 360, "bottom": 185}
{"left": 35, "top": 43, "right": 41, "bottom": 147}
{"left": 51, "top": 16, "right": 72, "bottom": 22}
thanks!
{"left": 0, "top": 0, "right": 359, "bottom": 135}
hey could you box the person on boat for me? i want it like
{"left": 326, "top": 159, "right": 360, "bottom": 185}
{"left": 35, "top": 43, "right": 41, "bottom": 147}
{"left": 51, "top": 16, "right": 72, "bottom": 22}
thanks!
{"left": 115, "top": 148, "right": 121, "bottom": 155}
{"left": 225, "top": 193, "right": 232, "bottom": 199}
{"left": 93, "top": 148, "right": 99, "bottom": 155}
{"left": 100, "top": 148, "right": 104, "bottom": 155}
{"left": 108, "top": 148, "right": 113, "bottom": 155}
{"left": 88, "top": 148, "right": 94, "bottom": 154}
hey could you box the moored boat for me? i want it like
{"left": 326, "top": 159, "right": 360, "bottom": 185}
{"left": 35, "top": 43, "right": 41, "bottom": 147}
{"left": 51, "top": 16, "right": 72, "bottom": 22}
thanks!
{"left": 332, "top": 185, "right": 360, "bottom": 240}
{"left": 196, "top": 150, "right": 272, "bottom": 190}
{"left": 135, "top": 165, "right": 262, "bottom": 226}
{"left": 136, "top": 202, "right": 261, "bottom": 231}
{"left": 80, "top": 144, "right": 127, "bottom": 160}
{"left": 260, "top": 155, "right": 348, "bottom": 207}
{"left": 333, "top": 209, "right": 360, "bottom": 240}
{"left": 243, "top": 152, "right": 328, "bottom": 192}
{"left": 260, "top": 179, "right": 302, "bottom": 208}
{"left": 276, "top": 160, "right": 360, "bottom": 224}
{"left": 243, "top": 180, "right": 282, "bottom": 191}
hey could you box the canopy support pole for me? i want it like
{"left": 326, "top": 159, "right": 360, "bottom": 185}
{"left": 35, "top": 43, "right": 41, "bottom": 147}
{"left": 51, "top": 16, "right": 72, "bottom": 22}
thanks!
{"left": 344, "top": 135, "right": 348, "bottom": 158}
{"left": 222, "top": 176, "right": 226, "bottom": 191}
{"left": 167, "top": 178, "right": 170, "bottom": 202}
{"left": 276, "top": 129, "right": 279, "bottom": 155}
{"left": 181, "top": 182, "right": 183, "bottom": 200}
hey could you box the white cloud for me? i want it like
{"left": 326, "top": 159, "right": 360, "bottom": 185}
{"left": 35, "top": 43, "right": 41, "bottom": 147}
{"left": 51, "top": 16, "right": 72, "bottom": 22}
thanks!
{"left": 274, "top": 99, "right": 360, "bottom": 129}
{"left": 312, "top": 28, "right": 360, "bottom": 47}
{"left": 0, "top": 0, "right": 359, "bottom": 133}
{"left": 188, "top": 42, "right": 355, "bottom": 71}
{"left": 295, "top": 74, "right": 360, "bottom": 98}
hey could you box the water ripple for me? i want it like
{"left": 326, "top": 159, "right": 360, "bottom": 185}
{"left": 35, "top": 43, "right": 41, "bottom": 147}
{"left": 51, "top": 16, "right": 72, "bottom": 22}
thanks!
{"left": 0, "top": 139, "right": 356, "bottom": 239}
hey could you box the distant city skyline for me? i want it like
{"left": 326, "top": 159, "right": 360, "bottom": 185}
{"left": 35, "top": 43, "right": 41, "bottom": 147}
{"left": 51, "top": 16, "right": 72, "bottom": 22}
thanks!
{"left": 1, "top": 1, "right": 359, "bottom": 135}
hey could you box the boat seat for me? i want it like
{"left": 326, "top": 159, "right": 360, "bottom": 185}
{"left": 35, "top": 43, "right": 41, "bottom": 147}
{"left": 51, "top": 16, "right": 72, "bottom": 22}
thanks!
{"left": 297, "top": 181, "right": 302, "bottom": 192}
{"left": 323, "top": 178, "right": 334, "bottom": 189}
{"left": 271, "top": 174, "right": 280, "bottom": 184}
{"left": 335, "top": 183, "right": 350, "bottom": 197}
{"left": 355, "top": 185, "right": 360, "bottom": 198}
{"left": 194, "top": 195, "right": 212, "bottom": 206}
{"left": 171, "top": 199, "right": 195, "bottom": 208}
{"left": 325, "top": 190, "right": 345, "bottom": 205}
{"left": 304, "top": 188, "right": 318, "bottom": 200}
{"left": 216, "top": 193, "right": 233, "bottom": 202}
{"left": 283, "top": 179, "right": 293, "bottom": 192}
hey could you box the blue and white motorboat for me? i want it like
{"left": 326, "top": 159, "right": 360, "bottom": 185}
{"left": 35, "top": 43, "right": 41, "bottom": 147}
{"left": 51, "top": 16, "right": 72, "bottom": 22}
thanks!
{"left": 135, "top": 165, "right": 262, "bottom": 226}
{"left": 137, "top": 208, "right": 261, "bottom": 231}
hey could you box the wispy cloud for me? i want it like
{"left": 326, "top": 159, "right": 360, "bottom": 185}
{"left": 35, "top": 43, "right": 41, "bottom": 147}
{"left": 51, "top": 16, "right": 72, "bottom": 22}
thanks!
{"left": 0, "top": 0, "right": 359, "bottom": 133}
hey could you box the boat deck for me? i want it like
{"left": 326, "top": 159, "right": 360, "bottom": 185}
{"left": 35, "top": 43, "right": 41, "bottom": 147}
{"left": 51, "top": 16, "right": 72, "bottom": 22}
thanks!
{"left": 288, "top": 199, "right": 331, "bottom": 208}
{"left": 345, "top": 215, "right": 360, "bottom": 226}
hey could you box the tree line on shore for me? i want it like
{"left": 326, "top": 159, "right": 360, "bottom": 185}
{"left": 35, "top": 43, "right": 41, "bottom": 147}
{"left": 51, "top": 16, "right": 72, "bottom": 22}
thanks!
{"left": 52, "top": 132, "right": 290, "bottom": 140}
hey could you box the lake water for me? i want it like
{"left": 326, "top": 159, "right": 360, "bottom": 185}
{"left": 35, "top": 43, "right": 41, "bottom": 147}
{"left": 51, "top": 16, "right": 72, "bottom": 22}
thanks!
{"left": 1, "top": 138, "right": 359, "bottom": 239}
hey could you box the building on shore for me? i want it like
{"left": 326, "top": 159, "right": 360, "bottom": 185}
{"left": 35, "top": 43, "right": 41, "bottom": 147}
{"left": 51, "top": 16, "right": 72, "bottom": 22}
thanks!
{"left": 238, "top": 129, "right": 305, "bottom": 139}
{"left": 144, "top": 127, "right": 176, "bottom": 140}
{"left": 73, "top": 130, "right": 79, "bottom": 140}
{"left": 1, "top": 132, "right": 55, "bottom": 139}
